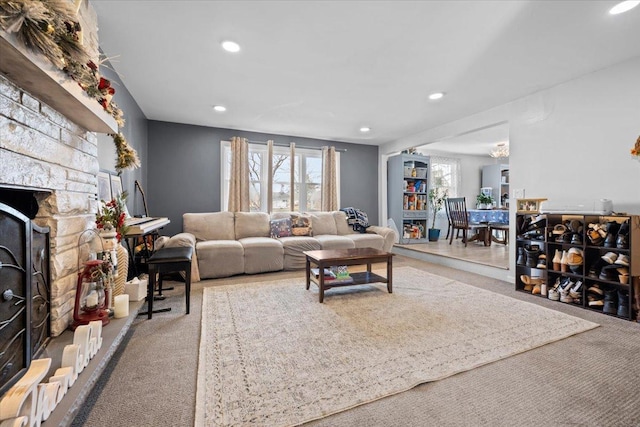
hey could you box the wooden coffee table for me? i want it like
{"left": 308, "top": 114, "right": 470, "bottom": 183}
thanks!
{"left": 304, "top": 248, "right": 394, "bottom": 303}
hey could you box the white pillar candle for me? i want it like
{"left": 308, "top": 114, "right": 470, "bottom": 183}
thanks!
{"left": 85, "top": 291, "right": 98, "bottom": 308}
{"left": 113, "top": 294, "right": 129, "bottom": 319}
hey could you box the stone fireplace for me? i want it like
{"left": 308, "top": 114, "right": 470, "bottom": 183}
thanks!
{"left": 0, "top": 1, "right": 111, "bottom": 339}
{"left": 1, "top": 72, "right": 102, "bottom": 336}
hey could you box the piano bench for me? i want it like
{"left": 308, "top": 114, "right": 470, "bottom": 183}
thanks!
{"left": 142, "top": 246, "right": 193, "bottom": 319}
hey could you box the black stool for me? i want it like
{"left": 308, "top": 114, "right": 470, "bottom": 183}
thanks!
{"left": 141, "top": 246, "right": 193, "bottom": 319}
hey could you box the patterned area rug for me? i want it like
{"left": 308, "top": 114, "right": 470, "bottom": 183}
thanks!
{"left": 195, "top": 267, "right": 598, "bottom": 426}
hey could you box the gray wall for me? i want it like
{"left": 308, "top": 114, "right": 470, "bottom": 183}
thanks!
{"left": 96, "top": 58, "right": 148, "bottom": 213}
{"left": 146, "top": 121, "right": 379, "bottom": 236}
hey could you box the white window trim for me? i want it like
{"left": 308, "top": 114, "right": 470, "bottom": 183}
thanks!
{"left": 220, "top": 141, "right": 340, "bottom": 212}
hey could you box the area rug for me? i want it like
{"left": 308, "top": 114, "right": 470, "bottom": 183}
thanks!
{"left": 195, "top": 267, "right": 598, "bottom": 427}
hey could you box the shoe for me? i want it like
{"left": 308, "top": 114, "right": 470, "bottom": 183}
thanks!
{"left": 536, "top": 254, "right": 547, "bottom": 269}
{"left": 532, "top": 283, "right": 541, "bottom": 295}
{"left": 616, "top": 221, "right": 629, "bottom": 249}
{"left": 599, "top": 264, "right": 618, "bottom": 281}
{"left": 603, "top": 289, "right": 617, "bottom": 314}
{"left": 548, "top": 288, "right": 560, "bottom": 301}
{"left": 588, "top": 295, "right": 604, "bottom": 308}
{"left": 601, "top": 252, "right": 618, "bottom": 264}
{"left": 587, "top": 283, "right": 604, "bottom": 296}
{"left": 569, "top": 280, "right": 583, "bottom": 299}
{"left": 552, "top": 224, "right": 567, "bottom": 235}
{"left": 614, "top": 254, "right": 630, "bottom": 267}
{"left": 566, "top": 248, "right": 583, "bottom": 265}
{"left": 520, "top": 274, "right": 544, "bottom": 292}
{"left": 552, "top": 250, "right": 562, "bottom": 270}
{"left": 525, "top": 245, "right": 541, "bottom": 268}
{"left": 516, "top": 247, "right": 525, "bottom": 265}
{"left": 587, "top": 223, "right": 604, "bottom": 246}
{"left": 603, "top": 221, "right": 621, "bottom": 248}
{"left": 570, "top": 232, "right": 583, "bottom": 245}
{"left": 560, "top": 289, "right": 574, "bottom": 303}
{"left": 617, "top": 290, "right": 629, "bottom": 318}
{"left": 560, "top": 250, "right": 569, "bottom": 273}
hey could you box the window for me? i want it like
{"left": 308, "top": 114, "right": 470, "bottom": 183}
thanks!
{"left": 221, "top": 142, "right": 339, "bottom": 212}
{"left": 430, "top": 156, "right": 460, "bottom": 198}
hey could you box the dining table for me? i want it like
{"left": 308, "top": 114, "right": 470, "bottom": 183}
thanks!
{"left": 466, "top": 209, "right": 509, "bottom": 245}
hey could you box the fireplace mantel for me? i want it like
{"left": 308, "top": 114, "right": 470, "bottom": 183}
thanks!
{"left": 0, "top": 30, "right": 117, "bottom": 134}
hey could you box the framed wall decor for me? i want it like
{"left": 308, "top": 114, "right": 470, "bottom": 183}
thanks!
{"left": 97, "top": 171, "right": 112, "bottom": 202}
{"left": 516, "top": 198, "right": 547, "bottom": 214}
{"left": 110, "top": 174, "right": 123, "bottom": 199}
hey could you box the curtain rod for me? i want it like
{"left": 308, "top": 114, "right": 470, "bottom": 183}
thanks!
{"left": 246, "top": 139, "right": 347, "bottom": 152}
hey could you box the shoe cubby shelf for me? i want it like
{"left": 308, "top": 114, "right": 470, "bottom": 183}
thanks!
{"left": 515, "top": 213, "right": 640, "bottom": 322}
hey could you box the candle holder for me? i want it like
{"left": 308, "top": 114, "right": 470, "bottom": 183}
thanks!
{"left": 71, "top": 230, "right": 111, "bottom": 330}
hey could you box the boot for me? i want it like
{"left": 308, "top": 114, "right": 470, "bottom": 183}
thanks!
{"left": 617, "top": 290, "right": 629, "bottom": 318}
{"left": 603, "top": 289, "right": 618, "bottom": 315}
{"left": 560, "top": 250, "right": 569, "bottom": 273}
{"left": 552, "top": 250, "right": 562, "bottom": 271}
{"left": 616, "top": 221, "right": 629, "bottom": 249}
{"left": 604, "top": 221, "right": 621, "bottom": 248}
{"left": 525, "top": 245, "right": 541, "bottom": 268}
{"left": 516, "top": 247, "right": 525, "bottom": 265}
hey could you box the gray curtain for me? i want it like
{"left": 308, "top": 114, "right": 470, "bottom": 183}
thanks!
{"left": 321, "top": 146, "right": 338, "bottom": 211}
{"left": 228, "top": 136, "right": 250, "bottom": 212}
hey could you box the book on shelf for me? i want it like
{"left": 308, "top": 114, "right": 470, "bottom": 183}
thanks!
{"left": 311, "top": 268, "right": 336, "bottom": 279}
{"left": 325, "top": 275, "right": 354, "bottom": 285}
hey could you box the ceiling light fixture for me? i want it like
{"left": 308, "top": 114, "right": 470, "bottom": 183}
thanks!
{"left": 221, "top": 40, "right": 241, "bottom": 53}
{"left": 213, "top": 105, "right": 227, "bottom": 112}
{"left": 490, "top": 143, "right": 509, "bottom": 158}
{"left": 609, "top": 1, "right": 640, "bottom": 14}
{"left": 359, "top": 127, "right": 371, "bottom": 133}
{"left": 428, "top": 92, "right": 444, "bottom": 100}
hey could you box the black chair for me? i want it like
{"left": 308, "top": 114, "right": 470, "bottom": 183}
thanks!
{"left": 142, "top": 246, "right": 193, "bottom": 319}
{"left": 446, "top": 197, "right": 489, "bottom": 247}
{"left": 444, "top": 199, "right": 454, "bottom": 240}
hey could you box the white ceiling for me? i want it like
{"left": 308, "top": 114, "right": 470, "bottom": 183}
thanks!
{"left": 91, "top": 1, "right": 640, "bottom": 152}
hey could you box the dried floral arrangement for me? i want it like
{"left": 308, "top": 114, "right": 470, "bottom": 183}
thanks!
{"left": 632, "top": 135, "right": 640, "bottom": 159}
{"left": 0, "top": 0, "right": 139, "bottom": 171}
{"left": 95, "top": 191, "right": 129, "bottom": 242}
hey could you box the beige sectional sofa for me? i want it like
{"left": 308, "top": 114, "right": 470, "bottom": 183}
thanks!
{"left": 182, "top": 210, "right": 396, "bottom": 280}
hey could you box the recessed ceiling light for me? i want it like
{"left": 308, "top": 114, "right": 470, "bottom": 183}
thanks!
{"left": 221, "top": 40, "right": 241, "bottom": 53}
{"left": 360, "top": 127, "right": 371, "bottom": 133}
{"left": 609, "top": 1, "right": 639, "bottom": 14}
{"left": 213, "top": 105, "right": 226, "bottom": 112}
{"left": 428, "top": 92, "right": 445, "bottom": 100}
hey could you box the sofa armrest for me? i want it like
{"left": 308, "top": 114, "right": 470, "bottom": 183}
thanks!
{"left": 366, "top": 226, "right": 397, "bottom": 252}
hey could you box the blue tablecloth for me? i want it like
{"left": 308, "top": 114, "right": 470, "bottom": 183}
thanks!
{"left": 468, "top": 209, "right": 509, "bottom": 224}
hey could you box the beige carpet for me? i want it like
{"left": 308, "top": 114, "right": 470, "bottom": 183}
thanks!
{"left": 195, "top": 266, "right": 598, "bottom": 427}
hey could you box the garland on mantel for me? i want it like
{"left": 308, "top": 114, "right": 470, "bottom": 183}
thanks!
{"left": 0, "top": 0, "right": 140, "bottom": 171}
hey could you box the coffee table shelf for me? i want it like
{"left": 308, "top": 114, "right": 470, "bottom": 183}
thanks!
{"left": 304, "top": 248, "right": 394, "bottom": 303}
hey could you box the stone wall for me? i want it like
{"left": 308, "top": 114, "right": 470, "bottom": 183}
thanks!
{"left": 0, "top": 74, "right": 100, "bottom": 336}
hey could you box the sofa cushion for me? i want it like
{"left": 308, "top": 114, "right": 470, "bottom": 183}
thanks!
{"left": 309, "top": 212, "right": 337, "bottom": 236}
{"left": 239, "top": 237, "right": 284, "bottom": 274}
{"left": 333, "top": 211, "right": 353, "bottom": 235}
{"left": 183, "top": 212, "right": 235, "bottom": 241}
{"left": 314, "top": 234, "right": 356, "bottom": 250}
{"left": 279, "top": 236, "right": 322, "bottom": 270}
{"left": 195, "top": 240, "right": 244, "bottom": 279}
{"left": 270, "top": 217, "right": 293, "bottom": 238}
{"left": 235, "top": 212, "right": 270, "bottom": 239}
{"left": 345, "top": 233, "right": 384, "bottom": 250}
{"left": 290, "top": 213, "right": 312, "bottom": 236}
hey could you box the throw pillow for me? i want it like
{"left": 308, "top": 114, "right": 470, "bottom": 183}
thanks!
{"left": 269, "top": 217, "right": 293, "bottom": 238}
{"left": 290, "top": 213, "right": 312, "bottom": 236}
{"left": 340, "top": 207, "right": 369, "bottom": 233}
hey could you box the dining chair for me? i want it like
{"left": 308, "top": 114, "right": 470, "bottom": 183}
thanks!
{"left": 444, "top": 199, "right": 454, "bottom": 240}
{"left": 446, "top": 197, "right": 489, "bottom": 247}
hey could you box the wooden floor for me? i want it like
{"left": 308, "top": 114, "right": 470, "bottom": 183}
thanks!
{"left": 396, "top": 237, "right": 509, "bottom": 270}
